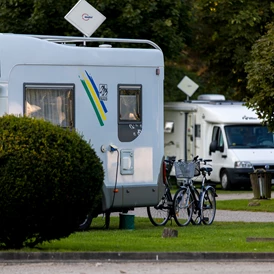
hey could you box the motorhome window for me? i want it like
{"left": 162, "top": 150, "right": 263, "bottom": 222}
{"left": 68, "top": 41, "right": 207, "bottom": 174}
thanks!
{"left": 164, "top": 121, "right": 174, "bottom": 133}
{"left": 119, "top": 85, "right": 141, "bottom": 122}
{"left": 195, "top": 124, "right": 201, "bottom": 138}
{"left": 24, "top": 84, "right": 74, "bottom": 128}
{"left": 225, "top": 125, "right": 274, "bottom": 148}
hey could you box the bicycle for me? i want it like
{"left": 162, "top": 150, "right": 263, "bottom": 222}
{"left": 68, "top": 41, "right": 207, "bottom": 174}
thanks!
{"left": 147, "top": 156, "right": 175, "bottom": 226}
{"left": 173, "top": 156, "right": 217, "bottom": 226}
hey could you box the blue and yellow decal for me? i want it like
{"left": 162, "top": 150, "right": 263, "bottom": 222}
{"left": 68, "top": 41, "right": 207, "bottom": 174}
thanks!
{"left": 79, "top": 70, "right": 108, "bottom": 126}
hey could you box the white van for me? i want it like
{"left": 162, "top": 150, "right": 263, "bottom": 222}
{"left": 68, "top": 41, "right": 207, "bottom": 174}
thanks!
{"left": 164, "top": 94, "right": 274, "bottom": 189}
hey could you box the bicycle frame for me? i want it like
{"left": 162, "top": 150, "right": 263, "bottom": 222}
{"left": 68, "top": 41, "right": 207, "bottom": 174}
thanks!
{"left": 175, "top": 157, "right": 217, "bottom": 225}
{"left": 182, "top": 179, "right": 202, "bottom": 224}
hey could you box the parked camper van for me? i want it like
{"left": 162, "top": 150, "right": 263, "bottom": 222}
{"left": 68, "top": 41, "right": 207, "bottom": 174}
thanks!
{"left": 0, "top": 34, "right": 165, "bottom": 221}
{"left": 164, "top": 94, "right": 274, "bottom": 190}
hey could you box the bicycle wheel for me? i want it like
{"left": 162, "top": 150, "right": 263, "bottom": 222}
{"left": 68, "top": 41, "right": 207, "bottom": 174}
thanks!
{"left": 190, "top": 187, "right": 202, "bottom": 225}
{"left": 200, "top": 187, "right": 216, "bottom": 225}
{"left": 147, "top": 192, "right": 171, "bottom": 226}
{"left": 173, "top": 187, "right": 193, "bottom": 227}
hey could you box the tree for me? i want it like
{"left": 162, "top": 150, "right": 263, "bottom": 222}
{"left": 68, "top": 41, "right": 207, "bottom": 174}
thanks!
{"left": 0, "top": 0, "right": 194, "bottom": 102}
{"left": 191, "top": 0, "right": 274, "bottom": 100}
{"left": 245, "top": 23, "right": 274, "bottom": 132}
{"left": 0, "top": 0, "right": 191, "bottom": 60}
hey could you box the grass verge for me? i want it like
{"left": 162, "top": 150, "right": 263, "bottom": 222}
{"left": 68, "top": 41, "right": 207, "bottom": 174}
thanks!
{"left": 8, "top": 215, "right": 274, "bottom": 253}
{"left": 2, "top": 190, "right": 274, "bottom": 253}
{"left": 217, "top": 198, "right": 274, "bottom": 212}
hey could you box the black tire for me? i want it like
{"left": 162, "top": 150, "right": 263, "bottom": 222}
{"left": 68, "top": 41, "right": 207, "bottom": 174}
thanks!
{"left": 221, "top": 170, "right": 232, "bottom": 190}
{"left": 200, "top": 187, "right": 216, "bottom": 225}
{"left": 78, "top": 213, "right": 93, "bottom": 230}
{"left": 173, "top": 187, "right": 193, "bottom": 227}
{"left": 147, "top": 193, "right": 171, "bottom": 226}
{"left": 190, "top": 187, "right": 202, "bottom": 225}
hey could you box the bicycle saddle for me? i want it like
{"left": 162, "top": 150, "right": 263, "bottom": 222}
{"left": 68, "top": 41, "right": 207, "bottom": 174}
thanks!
{"left": 200, "top": 166, "right": 213, "bottom": 173}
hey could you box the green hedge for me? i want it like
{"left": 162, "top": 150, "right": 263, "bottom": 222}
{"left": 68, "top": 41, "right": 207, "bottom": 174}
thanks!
{"left": 0, "top": 115, "right": 104, "bottom": 249}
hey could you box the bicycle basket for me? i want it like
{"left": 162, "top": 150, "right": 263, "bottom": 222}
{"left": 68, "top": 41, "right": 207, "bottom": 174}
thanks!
{"left": 174, "top": 161, "right": 196, "bottom": 178}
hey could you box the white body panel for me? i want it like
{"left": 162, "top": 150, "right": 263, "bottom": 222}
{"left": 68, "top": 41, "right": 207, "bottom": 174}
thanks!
{"left": 164, "top": 100, "right": 274, "bottom": 187}
{"left": 0, "top": 34, "right": 165, "bottom": 211}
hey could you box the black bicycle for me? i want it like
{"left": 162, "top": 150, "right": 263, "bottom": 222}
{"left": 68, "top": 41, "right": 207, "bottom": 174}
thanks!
{"left": 147, "top": 156, "right": 175, "bottom": 226}
{"left": 173, "top": 156, "right": 217, "bottom": 226}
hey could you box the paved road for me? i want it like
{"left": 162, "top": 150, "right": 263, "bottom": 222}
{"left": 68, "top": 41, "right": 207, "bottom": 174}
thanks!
{"left": 130, "top": 207, "right": 274, "bottom": 223}
{"left": 208, "top": 191, "right": 274, "bottom": 222}
{"left": 1, "top": 261, "right": 274, "bottom": 274}
{"left": 128, "top": 191, "right": 274, "bottom": 222}
{"left": 207, "top": 191, "right": 274, "bottom": 222}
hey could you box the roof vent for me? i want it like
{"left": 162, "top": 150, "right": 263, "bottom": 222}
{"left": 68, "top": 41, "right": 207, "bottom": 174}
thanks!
{"left": 99, "top": 44, "right": 112, "bottom": 48}
{"left": 197, "top": 94, "right": 225, "bottom": 101}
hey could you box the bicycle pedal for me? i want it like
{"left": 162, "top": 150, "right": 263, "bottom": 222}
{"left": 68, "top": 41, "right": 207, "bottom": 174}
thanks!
{"left": 203, "top": 217, "right": 209, "bottom": 222}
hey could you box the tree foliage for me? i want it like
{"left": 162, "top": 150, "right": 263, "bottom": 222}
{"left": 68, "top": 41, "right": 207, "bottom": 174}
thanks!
{"left": 2, "top": 0, "right": 274, "bottom": 104}
{"left": 164, "top": 62, "right": 207, "bottom": 102}
{"left": 245, "top": 23, "right": 274, "bottom": 132}
{"left": 0, "top": 0, "right": 191, "bottom": 60}
{"left": 191, "top": 0, "right": 274, "bottom": 100}
{"left": 0, "top": 0, "right": 194, "bottom": 101}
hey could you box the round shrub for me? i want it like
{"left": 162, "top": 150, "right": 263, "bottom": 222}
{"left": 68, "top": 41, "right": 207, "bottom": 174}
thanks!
{"left": 0, "top": 115, "right": 104, "bottom": 249}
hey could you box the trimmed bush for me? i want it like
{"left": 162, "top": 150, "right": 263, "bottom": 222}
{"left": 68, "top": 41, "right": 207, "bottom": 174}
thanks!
{"left": 0, "top": 115, "right": 104, "bottom": 249}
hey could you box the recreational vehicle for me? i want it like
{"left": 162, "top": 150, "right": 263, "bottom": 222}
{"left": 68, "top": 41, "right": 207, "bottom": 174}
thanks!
{"left": 0, "top": 33, "right": 165, "bottom": 225}
{"left": 164, "top": 94, "right": 274, "bottom": 190}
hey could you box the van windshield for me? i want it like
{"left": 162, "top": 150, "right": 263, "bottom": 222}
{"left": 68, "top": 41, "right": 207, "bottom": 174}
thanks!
{"left": 225, "top": 125, "right": 274, "bottom": 148}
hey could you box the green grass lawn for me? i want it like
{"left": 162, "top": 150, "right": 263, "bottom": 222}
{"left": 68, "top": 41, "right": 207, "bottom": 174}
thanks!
{"left": 19, "top": 216, "right": 274, "bottom": 253}
{"left": 217, "top": 198, "right": 274, "bottom": 212}
{"left": 3, "top": 187, "right": 274, "bottom": 253}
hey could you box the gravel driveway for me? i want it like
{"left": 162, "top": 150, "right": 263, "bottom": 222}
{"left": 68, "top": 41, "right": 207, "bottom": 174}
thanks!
{"left": 128, "top": 191, "right": 274, "bottom": 223}
{"left": 211, "top": 191, "right": 274, "bottom": 222}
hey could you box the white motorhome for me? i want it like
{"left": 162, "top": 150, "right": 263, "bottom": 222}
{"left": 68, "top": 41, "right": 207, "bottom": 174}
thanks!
{"left": 164, "top": 94, "right": 274, "bottom": 189}
{"left": 0, "top": 34, "right": 165, "bottom": 219}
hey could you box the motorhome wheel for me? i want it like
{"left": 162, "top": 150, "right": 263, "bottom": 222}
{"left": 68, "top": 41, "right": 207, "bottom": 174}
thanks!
{"left": 220, "top": 170, "right": 232, "bottom": 190}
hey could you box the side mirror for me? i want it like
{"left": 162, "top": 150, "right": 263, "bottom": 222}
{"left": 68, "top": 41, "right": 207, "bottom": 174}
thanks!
{"left": 209, "top": 140, "right": 217, "bottom": 154}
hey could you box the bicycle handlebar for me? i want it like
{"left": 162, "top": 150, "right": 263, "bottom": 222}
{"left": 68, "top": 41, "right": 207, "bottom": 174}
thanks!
{"left": 193, "top": 156, "right": 212, "bottom": 165}
{"left": 193, "top": 155, "right": 199, "bottom": 162}
{"left": 177, "top": 156, "right": 212, "bottom": 165}
{"left": 202, "top": 159, "right": 212, "bottom": 164}
{"left": 193, "top": 156, "right": 213, "bottom": 176}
